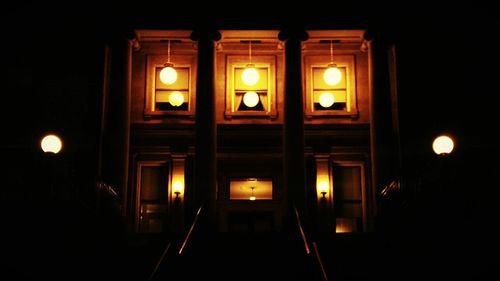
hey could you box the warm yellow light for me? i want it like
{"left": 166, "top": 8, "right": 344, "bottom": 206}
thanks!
{"left": 336, "top": 224, "right": 351, "bottom": 233}
{"left": 242, "top": 65, "right": 259, "bottom": 86}
{"left": 41, "top": 134, "right": 62, "bottom": 154}
{"left": 432, "top": 135, "right": 455, "bottom": 155}
{"left": 243, "top": 91, "right": 259, "bottom": 108}
{"left": 160, "top": 66, "right": 177, "bottom": 85}
{"left": 168, "top": 91, "right": 184, "bottom": 106}
{"left": 323, "top": 66, "right": 342, "bottom": 86}
{"left": 319, "top": 92, "right": 335, "bottom": 108}
{"left": 173, "top": 181, "right": 184, "bottom": 193}
{"left": 318, "top": 181, "right": 329, "bottom": 194}
{"left": 249, "top": 185, "right": 257, "bottom": 201}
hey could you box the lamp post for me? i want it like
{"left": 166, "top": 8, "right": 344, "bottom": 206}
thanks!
{"left": 40, "top": 133, "right": 63, "bottom": 199}
{"left": 432, "top": 134, "right": 455, "bottom": 194}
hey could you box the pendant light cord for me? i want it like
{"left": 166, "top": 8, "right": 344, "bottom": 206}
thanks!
{"left": 167, "top": 40, "right": 171, "bottom": 63}
{"left": 329, "top": 40, "right": 333, "bottom": 64}
{"left": 249, "top": 41, "right": 252, "bottom": 64}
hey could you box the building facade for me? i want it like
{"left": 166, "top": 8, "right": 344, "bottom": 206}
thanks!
{"left": 99, "top": 28, "right": 400, "bottom": 236}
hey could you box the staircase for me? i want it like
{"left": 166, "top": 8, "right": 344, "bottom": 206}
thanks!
{"left": 153, "top": 232, "right": 313, "bottom": 281}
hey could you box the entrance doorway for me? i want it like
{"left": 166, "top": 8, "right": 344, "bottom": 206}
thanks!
{"left": 227, "top": 211, "right": 275, "bottom": 233}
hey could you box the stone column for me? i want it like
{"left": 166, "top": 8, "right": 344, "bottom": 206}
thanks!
{"left": 367, "top": 30, "right": 401, "bottom": 202}
{"left": 191, "top": 30, "right": 221, "bottom": 229}
{"left": 101, "top": 34, "right": 133, "bottom": 217}
{"left": 279, "top": 29, "right": 309, "bottom": 217}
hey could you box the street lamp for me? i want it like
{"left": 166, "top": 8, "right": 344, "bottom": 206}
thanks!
{"left": 432, "top": 135, "right": 455, "bottom": 155}
{"left": 40, "top": 133, "right": 63, "bottom": 199}
{"left": 430, "top": 134, "right": 456, "bottom": 198}
{"left": 41, "top": 134, "right": 62, "bottom": 154}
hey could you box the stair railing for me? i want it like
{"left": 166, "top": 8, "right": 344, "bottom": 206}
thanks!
{"left": 148, "top": 204, "right": 204, "bottom": 281}
{"left": 178, "top": 204, "right": 204, "bottom": 255}
{"left": 293, "top": 205, "right": 329, "bottom": 281}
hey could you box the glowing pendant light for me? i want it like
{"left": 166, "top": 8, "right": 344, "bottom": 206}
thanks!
{"left": 243, "top": 91, "right": 259, "bottom": 108}
{"left": 249, "top": 186, "right": 256, "bottom": 201}
{"left": 318, "top": 180, "right": 329, "bottom": 198}
{"left": 242, "top": 41, "right": 259, "bottom": 86}
{"left": 319, "top": 92, "right": 335, "bottom": 108}
{"left": 168, "top": 91, "right": 184, "bottom": 107}
{"left": 324, "top": 40, "right": 341, "bottom": 86}
{"left": 160, "top": 40, "right": 177, "bottom": 85}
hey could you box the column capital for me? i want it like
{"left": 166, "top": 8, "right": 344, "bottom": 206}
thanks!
{"left": 363, "top": 29, "right": 396, "bottom": 45}
{"left": 278, "top": 29, "right": 309, "bottom": 42}
{"left": 190, "top": 29, "right": 221, "bottom": 42}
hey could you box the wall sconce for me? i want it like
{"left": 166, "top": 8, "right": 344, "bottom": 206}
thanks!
{"left": 159, "top": 40, "right": 178, "bottom": 85}
{"left": 318, "top": 181, "right": 329, "bottom": 198}
{"left": 171, "top": 158, "right": 185, "bottom": 201}
{"left": 173, "top": 181, "right": 183, "bottom": 199}
{"left": 242, "top": 41, "right": 259, "bottom": 86}
{"left": 316, "top": 157, "right": 330, "bottom": 201}
{"left": 249, "top": 186, "right": 256, "bottom": 201}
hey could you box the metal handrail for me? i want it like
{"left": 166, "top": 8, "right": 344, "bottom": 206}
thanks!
{"left": 148, "top": 242, "right": 171, "bottom": 281}
{"left": 312, "top": 242, "right": 329, "bottom": 281}
{"left": 178, "top": 204, "right": 203, "bottom": 255}
{"left": 293, "top": 205, "right": 329, "bottom": 281}
{"left": 148, "top": 204, "right": 204, "bottom": 281}
{"left": 293, "top": 205, "right": 310, "bottom": 255}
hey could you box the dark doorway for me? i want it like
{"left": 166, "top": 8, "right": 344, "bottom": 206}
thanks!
{"left": 227, "top": 211, "right": 275, "bottom": 233}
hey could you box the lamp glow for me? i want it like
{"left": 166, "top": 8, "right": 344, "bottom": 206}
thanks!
{"left": 168, "top": 91, "right": 184, "bottom": 106}
{"left": 242, "top": 65, "right": 259, "bottom": 86}
{"left": 160, "top": 40, "right": 177, "bottom": 85}
{"left": 173, "top": 181, "right": 183, "bottom": 199}
{"left": 243, "top": 91, "right": 259, "bottom": 108}
{"left": 318, "top": 180, "right": 329, "bottom": 198}
{"left": 249, "top": 186, "right": 256, "bottom": 201}
{"left": 323, "top": 65, "right": 342, "bottom": 85}
{"left": 319, "top": 92, "right": 335, "bottom": 108}
{"left": 41, "top": 134, "right": 62, "bottom": 154}
{"left": 432, "top": 135, "right": 454, "bottom": 155}
{"left": 173, "top": 181, "right": 183, "bottom": 193}
{"left": 160, "top": 65, "right": 177, "bottom": 85}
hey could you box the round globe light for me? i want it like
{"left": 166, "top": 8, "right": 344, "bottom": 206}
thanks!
{"left": 41, "top": 134, "right": 62, "bottom": 154}
{"left": 323, "top": 66, "right": 342, "bottom": 86}
{"left": 432, "top": 135, "right": 455, "bottom": 155}
{"left": 159, "top": 66, "right": 177, "bottom": 85}
{"left": 168, "top": 91, "right": 184, "bottom": 107}
{"left": 319, "top": 92, "right": 335, "bottom": 108}
{"left": 242, "top": 66, "right": 259, "bottom": 86}
{"left": 243, "top": 91, "right": 260, "bottom": 108}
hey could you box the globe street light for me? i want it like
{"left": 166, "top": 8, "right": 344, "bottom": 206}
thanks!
{"left": 40, "top": 133, "right": 63, "bottom": 199}
{"left": 432, "top": 135, "right": 455, "bottom": 155}
{"left": 41, "top": 134, "right": 62, "bottom": 154}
